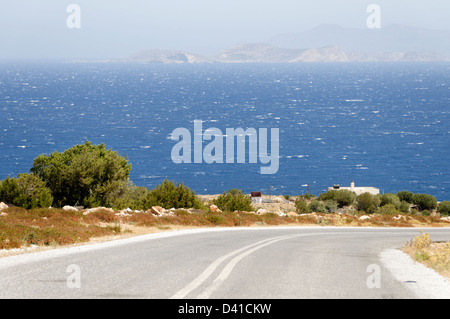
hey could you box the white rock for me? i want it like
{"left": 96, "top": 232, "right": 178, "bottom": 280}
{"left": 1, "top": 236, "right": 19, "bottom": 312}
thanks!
{"left": 83, "top": 207, "right": 114, "bottom": 215}
{"left": 209, "top": 205, "right": 222, "bottom": 213}
{"left": 0, "top": 202, "right": 9, "bottom": 211}
{"left": 62, "top": 205, "right": 78, "bottom": 212}
{"left": 151, "top": 206, "right": 164, "bottom": 216}
{"left": 256, "top": 208, "right": 268, "bottom": 215}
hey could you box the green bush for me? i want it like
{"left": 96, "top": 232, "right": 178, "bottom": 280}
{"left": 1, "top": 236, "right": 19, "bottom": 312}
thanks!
{"left": 205, "top": 213, "right": 227, "bottom": 225}
{"left": 31, "top": 141, "right": 131, "bottom": 208}
{"left": 376, "top": 203, "right": 400, "bottom": 215}
{"left": 309, "top": 200, "right": 327, "bottom": 213}
{"left": 397, "top": 191, "right": 413, "bottom": 203}
{"left": 324, "top": 200, "right": 338, "bottom": 213}
{"left": 110, "top": 182, "right": 149, "bottom": 210}
{"left": 319, "top": 189, "right": 356, "bottom": 208}
{"left": 295, "top": 198, "right": 310, "bottom": 214}
{"left": 212, "top": 189, "right": 253, "bottom": 212}
{"left": 299, "top": 193, "right": 316, "bottom": 200}
{"left": 335, "top": 190, "right": 357, "bottom": 208}
{"left": 357, "top": 192, "right": 381, "bottom": 214}
{"left": 438, "top": 201, "right": 450, "bottom": 216}
{"left": 411, "top": 193, "right": 437, "bottom": 211}
{"left": 143, "top": 179, "right": 203, "bottom": 210}
{"left": 380, "top": 193, "right": 401, "bottom": 208}
{"left": 398, "top": 201, "right": 411, "bottom": 214}
{"left": 421, "top": 210, "right": 431, "bottom": 216}
{"left": 0, "top": 174, "right": 53, "bottom": 209}
{"left": 318, "top": 190, "right": 338, "bottom": 201}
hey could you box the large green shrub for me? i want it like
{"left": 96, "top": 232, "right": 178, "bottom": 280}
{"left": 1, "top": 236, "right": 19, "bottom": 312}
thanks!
{"left": 335, "top": 190, "right": 356, "bottom": 208}
{"left": 438, "top": 201, "right": 450, "bottom": 216}
{"left": 212, "top": 189, "right": 253, "bottom": 212}
{"left": 31, "top": 141, "right": 132, "bottom": 208}
{"left": 380, "top": 193, "right": 401, "bottom": 208}
{"left": 143, "top": 179, "right": 203, "bottom": 210}
{"left": 295, "top": 198, "right": 310, "bottom": 214}
{"left": 411, "top": 193, "right": 437, "bottom": 211}
{"left": 0, "top": 174, "right": 53, "bottom": 209}
{"left": 319, "top": 189, "right": 356, "bottom": 208}
{"left": 318, "top": 190, "right": 338, "bottom": 201}
{"left": 376, "top": 203, "right": 400, "bottom": 215}
{"left": 397, "top": 191, "right": 413, "bottom": 203}
{"left": 357, "top": 192, "right": 381, "bottom": 214}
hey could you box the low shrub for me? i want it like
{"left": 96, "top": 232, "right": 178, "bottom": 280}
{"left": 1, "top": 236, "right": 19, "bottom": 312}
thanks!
{"left": 309, "top": 200, "right": 327, "bottom": 213}
{"left": 376, "top": 203, "right": 400, "bottom": 215}
{"left": 324, "top": 200, "right": 338, "bottom": 213}
{"left": 309, "top": 199, "right": 339, "bottom": 214}
{"left": 213, "top": 189, "right": 253, "bottom": 212}
{"left": 319, "top": 189, "right": 356, "bottom": 208}
{"left": 109, "top": 182, "right": 149, "bottom": 210}
{"left": 298, "top": 193, "right": 316, "bottom": 200}
{"left": 398, "top": 201, "right": 411, "bottom": 214}
{"left": 438, "top": 201, "right": 450, "bottom": 216}
{"left": 295, "top": 198, "right": 310, "bottom": 214}
{"left": 205, "top": 213, "right": 227, "bottom": 226}
{"left": 411, "top": 193, "right": 437, "bottom": 211}
{"left": 397, "top": 191, "right": 413, "bottom": 203}
{"left": 357, "top": 192, "right": 381, "bottom": 214}
{"left": 421, "top": 210, "right": 431, "bottom": 216}
{"left": 380, "top": 193, "right": 401, "bottom": 208}
{"left": 336, "top": 190, "right": 357, "bottom": 208}
{"left": 0, "top": 174, "right": 53, "bottom": 209}
{"left": 142, "top": 179, "right": 203, "bottom": 210}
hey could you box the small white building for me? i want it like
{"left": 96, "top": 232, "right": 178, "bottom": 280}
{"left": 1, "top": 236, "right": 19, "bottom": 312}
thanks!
{"left": 328, "top": 182, "right": 380, "bottom": 196}
{"left": 251, "top": 192, "right": 262, "bottom": 204}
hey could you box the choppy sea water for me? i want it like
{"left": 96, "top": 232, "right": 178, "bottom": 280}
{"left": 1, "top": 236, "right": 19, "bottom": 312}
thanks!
{"left": 0, "top": 62, "right": 448, "bottom": 200}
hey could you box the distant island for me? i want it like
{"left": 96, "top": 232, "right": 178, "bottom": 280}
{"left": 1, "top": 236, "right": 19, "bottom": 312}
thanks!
{"left": 72, "top": 24, "right": 450, "bottom": 64}
{"left": 112, "top": 44, "right": 448, "bottom": 64}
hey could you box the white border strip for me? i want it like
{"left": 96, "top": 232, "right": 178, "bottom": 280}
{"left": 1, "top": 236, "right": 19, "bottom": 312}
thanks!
{"left": 380, "top": 249, "right": 450, "bottom": 299}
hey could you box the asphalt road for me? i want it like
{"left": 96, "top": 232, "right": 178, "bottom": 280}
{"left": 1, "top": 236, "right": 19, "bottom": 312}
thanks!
{"left": 1, "top": 227, "right": 450, "bottom": 299}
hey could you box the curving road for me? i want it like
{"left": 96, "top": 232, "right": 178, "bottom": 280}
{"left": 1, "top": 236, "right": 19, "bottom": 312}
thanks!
{"left": 1, "top": 227, "right": 450, "bottom": 299}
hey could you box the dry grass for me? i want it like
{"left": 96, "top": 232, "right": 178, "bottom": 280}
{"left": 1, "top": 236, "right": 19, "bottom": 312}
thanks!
{"left": 1, "top": 204, "right": 450, "bottom": 254}
{"left": 404, "top": 231, "right": 450, "bottom": 279}
{"left": 0, "top": 206, "right": 122, "bottom": 250}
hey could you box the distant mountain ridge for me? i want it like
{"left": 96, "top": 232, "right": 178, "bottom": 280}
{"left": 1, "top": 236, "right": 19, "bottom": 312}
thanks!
{"left": 268, "top": 24, "right": 450, "bottom": 55}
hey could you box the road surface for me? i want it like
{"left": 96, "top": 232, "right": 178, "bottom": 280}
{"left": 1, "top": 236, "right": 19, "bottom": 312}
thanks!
{"left": 1, "top": 226, "right": 449, "bottom": 299}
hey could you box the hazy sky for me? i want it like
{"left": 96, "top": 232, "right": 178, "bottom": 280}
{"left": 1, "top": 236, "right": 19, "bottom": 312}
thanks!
{"left": 0, "top": 0, "right": 449, "bottom": 60}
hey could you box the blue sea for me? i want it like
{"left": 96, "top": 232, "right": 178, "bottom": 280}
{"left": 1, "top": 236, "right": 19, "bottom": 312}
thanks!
{"left": 0, "top": 62, "right": 449, "bottom": 200}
